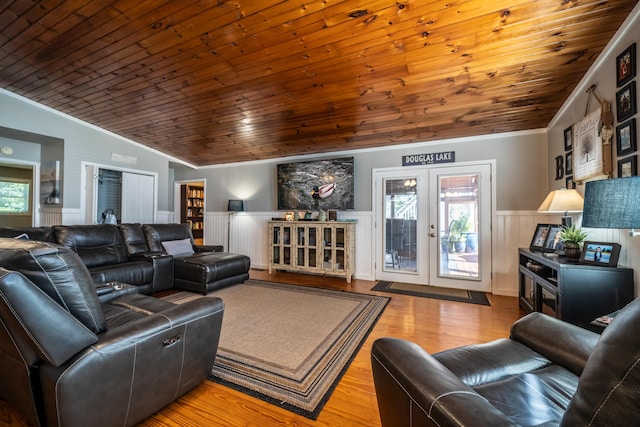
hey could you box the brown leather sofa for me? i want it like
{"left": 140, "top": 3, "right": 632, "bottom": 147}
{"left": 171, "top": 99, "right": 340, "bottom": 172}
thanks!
{"left": 371, "top": 298, "right": 640, "bottom": 426}
{"left": 0, "top": 238, "right": 224, "bottom": 427}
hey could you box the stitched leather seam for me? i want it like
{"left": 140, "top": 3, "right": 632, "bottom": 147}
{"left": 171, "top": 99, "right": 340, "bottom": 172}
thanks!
{"left": 589, "top": 356, "right": 640, "bottom": 425}
{"left": 0, "top": 271, "right": 58, "bottom": 363}
{"left": 124, "top": 344, "right": 137, "bottom": 427}
{"left": 371, "top": 352, "right": 437, "bottom": 425}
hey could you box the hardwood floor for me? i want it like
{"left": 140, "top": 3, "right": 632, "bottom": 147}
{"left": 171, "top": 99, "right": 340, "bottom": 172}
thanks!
{"left": 0, "top": 270, "right": 523, "bottom": 427}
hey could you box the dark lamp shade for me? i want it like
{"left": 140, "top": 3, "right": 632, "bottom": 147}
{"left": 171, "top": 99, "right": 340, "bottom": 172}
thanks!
{"left": 227, "top": 199, "right": 245, "bottom": 212}
{"left": 582, "top": 177, "right": 640, "bottom": 229}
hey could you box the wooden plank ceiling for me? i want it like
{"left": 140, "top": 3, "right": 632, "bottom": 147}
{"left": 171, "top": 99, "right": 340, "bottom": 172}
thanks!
{"left": 0, "top": 1, "right": 636, "bottom": 166}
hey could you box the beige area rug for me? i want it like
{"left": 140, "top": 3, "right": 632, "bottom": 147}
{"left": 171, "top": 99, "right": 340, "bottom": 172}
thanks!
{"left": 371, "top": 281, "right": 490, "bottom": 305}
{"left": 163, "top": 279, "right": 388, "bottom": 419}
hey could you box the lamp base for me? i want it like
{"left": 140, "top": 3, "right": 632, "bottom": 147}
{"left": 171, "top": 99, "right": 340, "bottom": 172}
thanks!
{"left": 561, "top": 216, "right": 572, "bottom": 227}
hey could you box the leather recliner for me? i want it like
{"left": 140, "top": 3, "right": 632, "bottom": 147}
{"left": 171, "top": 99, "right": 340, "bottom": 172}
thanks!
{"left": 52, "top": 224, "right": 174, "bottom": 294}
{"left": 0, "top": 238, "right": 224, "bottom": 427}
{"left": 371, "top": 298, "right": 640, "bottom": 426}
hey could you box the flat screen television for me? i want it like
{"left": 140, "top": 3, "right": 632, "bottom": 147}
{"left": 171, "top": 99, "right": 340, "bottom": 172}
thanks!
{"left": 277, "top": 157, "right": 354, "bottom": 211}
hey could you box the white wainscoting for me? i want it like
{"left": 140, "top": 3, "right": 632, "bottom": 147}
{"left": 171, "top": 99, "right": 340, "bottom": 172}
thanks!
{"left": 202, "top": 212, "right": 375, "bottom": 281}
{"left": 162, "top": 210, "right": 640, "bottom": 296}
{"left": 492, "top": 211, "right": 561, "bottom": 296}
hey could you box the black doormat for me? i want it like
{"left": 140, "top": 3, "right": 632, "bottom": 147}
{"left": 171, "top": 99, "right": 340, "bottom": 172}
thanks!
{"left": 371, "top": 281, "right": 490, "bottom": 306}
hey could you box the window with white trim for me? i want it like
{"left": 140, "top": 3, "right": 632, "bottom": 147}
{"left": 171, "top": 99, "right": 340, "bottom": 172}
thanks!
{"left": 0, "top": 178, "right": 31, "bottom": 214}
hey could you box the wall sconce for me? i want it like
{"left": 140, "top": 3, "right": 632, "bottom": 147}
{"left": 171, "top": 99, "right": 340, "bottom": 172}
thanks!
{"left": 227, "top": 200, "right": 245, "bottom": 251}
{"left": 537, "top": 188, "right": 584, "bottom": 227}
{"left": 582, "top": 177, "right": 640, "bottom": 236}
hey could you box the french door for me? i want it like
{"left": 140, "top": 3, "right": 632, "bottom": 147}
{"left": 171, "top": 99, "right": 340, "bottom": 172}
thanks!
{"left": 374, "top": 162, "right": 492, "bottom": 291}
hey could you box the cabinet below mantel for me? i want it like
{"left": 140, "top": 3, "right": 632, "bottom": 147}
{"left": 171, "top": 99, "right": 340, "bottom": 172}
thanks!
{"left": 268, "top": 221, "right": 355, "bottom": 282}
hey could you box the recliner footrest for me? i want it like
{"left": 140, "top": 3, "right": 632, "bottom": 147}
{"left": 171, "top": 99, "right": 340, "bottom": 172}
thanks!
{"left": 173, "top": 252, "right": 250, "bottom": 294}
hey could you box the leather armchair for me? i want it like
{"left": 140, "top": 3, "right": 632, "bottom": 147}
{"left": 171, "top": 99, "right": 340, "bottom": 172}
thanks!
{"left": 0, "top": 238, "right": 224, "bottom": 427}
{"left": 371, "top": 299, "right": 640, "bottom": 426}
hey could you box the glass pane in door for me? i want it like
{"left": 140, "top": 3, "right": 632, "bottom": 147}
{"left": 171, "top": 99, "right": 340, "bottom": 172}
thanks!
{"left": 438, "top": 174, "right": 480, "bottom": 279}
{"left": 384, "top": 178, "right": 417, "bottom": 272}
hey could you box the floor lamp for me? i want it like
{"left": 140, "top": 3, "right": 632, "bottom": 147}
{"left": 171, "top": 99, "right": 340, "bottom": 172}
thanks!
{"left": 227, "top": 199, "right": 245, "bottom": 251}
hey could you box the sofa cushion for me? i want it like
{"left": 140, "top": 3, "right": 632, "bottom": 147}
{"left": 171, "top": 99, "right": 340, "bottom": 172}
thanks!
{"left": 143, "top": 223, "right": 194, "bottom": 253}
{"left": 53, "top": 224, "right": 128, "bottom": 268}
{"left": 162, "top": 238, "right": 195, "bottom": 257}
{"left": 0, "top": 238, "right": 107, "bottom": 333}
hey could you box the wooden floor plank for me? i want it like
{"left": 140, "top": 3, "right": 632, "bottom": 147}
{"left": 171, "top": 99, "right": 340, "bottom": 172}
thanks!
{"left": 0, "top": 269, "right": 523, "bottom": 426}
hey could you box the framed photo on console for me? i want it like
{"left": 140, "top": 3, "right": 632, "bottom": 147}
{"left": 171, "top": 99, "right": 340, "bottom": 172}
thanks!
{"left": 542, "top": 224, "right": 563, "bottom": 253}
{"left": 530, "top": 224, "right": 550, "bottom": 251}
{"left": 580, "top": 241, "right": 621, "bottom": 267}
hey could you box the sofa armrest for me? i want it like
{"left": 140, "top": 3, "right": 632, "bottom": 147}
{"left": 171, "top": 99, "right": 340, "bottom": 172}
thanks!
{"left": 0, "top": 269, "right": 98, "bottom": 366}
{"left": 194, "top": 244, "right": 223, "bottom": 252}
{"left": 128, "top": 251, "right": 166, "bottom": 259}
{"left": 371, "top": 337, "right": 517, "bottom": 427}
{"left": 510, "top": 312, "right": 599, "bottom": 375}
{"left": 95, "top": 281, "right": 139, "bottom": 303}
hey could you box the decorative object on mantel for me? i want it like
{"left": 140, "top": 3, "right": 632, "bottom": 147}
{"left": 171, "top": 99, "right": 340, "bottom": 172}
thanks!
{"left": 572, "top": 84, "right": 613, "bottom": 183}
{"left": 537, "top": 188, "right": 584, "bottom": 227}
{"left": 582, "top": 176, "right": 640, "bottom": 237}
{"left": 317, "top": 208, "right": 327, "bottom": 221}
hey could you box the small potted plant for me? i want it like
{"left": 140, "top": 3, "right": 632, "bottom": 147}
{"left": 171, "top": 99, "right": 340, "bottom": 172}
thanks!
{"left": 558, "top": 224, "right": 588, "bottom": 260}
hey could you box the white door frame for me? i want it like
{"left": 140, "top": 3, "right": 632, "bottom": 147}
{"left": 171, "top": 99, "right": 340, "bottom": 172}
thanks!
{"left": 0, "top": 158, "right": 40, "bottom": 226}
{"left": 81, "top": 161, "right": 158, "bottom": 224}
{"left": 373, "top": 160, "right": 496, "bottom": 291}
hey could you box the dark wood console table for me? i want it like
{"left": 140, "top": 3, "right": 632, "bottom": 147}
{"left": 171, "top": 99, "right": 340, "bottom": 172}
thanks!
{"left": 518, "top": 248, "right": 634, "bottom": 331}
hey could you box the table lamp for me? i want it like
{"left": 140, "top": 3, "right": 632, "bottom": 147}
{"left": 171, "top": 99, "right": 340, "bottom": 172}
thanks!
{"left": 537, "top": 188, "right": 584, "bottom": 227}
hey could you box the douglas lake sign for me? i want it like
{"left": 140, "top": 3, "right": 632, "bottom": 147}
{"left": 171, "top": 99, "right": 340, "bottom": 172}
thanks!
{"left": 402, "top": 151, "right": 455, "bottom": 166}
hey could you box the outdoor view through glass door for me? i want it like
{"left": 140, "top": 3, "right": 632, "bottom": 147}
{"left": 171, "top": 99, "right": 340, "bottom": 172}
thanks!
{"left": 429, "top": 164, "right": 491, "bottom": 291}
{"left": 375, "top": 163, "right": 492, "bottom": 291}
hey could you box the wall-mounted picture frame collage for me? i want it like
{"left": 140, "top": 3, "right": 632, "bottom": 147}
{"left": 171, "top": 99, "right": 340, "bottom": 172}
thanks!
{"left": 616, "top": 43, "right": 637, "bottom": 177}
{"left": 563, "top": 126, "right": 574, "bottom": 188}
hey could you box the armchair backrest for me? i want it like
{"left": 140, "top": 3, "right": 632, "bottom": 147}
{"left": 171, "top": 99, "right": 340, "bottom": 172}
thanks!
{"left": 0, "top": 238, "right": 107, "bottom": 333}
{"left": 562, "top": 298, "right": 640, "bottom": 425}
{"left": 143, "top": 223, "right": 195, "bottom": 252}
{"left": 53, "top": 224, "right": 128, "bottom": 268}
